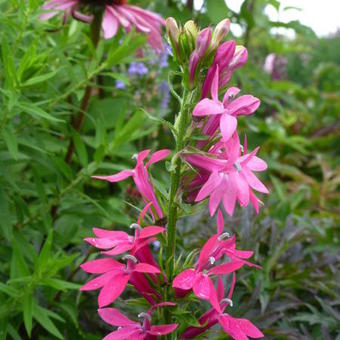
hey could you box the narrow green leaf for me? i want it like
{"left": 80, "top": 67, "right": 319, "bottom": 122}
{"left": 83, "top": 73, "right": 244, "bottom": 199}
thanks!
{"left": 41, "top": 278, "right": 81, "bottom": 291}
{"left": 36, "top": 230, "right": 53, "bottom": 272}
{"left": 23, "top": 293, "right": 33, "bottom": 337}
{"left": 2, "top": 127, "right": 18, "bottom": 160}
{"left": 71, "top": 128, "right": 88, "bottom": 166}
{"left": 33, "top": 304, "right": 63, "bottom": 339}
{"left": 0, "top": 283, "right": 19, "bottom": 298}
{"left": 21, "top": 71, "right": 57, "bottom": 87}
{"left": 16, "top": 102, "right": 63, "bottom": 123}
{"left": 1, "top": 36, "right": 17, "bottom": 89}
{"left": 11, "top": 238, "right": 30, "bottom": 278}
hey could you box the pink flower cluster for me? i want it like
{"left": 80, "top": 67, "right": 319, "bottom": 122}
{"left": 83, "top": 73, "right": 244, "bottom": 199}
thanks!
{"left": 40, "top": 0, "right": 164, "bottom": 52}
{"left": 79, "top": 16, "right": 268, "bottom": 340}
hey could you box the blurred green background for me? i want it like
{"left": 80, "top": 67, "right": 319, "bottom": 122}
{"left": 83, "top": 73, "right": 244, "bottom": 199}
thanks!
{"left": 0, "top": 0, "right": 339, "bottom": 339}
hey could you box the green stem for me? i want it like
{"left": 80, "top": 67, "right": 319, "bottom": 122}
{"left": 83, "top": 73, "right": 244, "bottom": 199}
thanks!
{"left": 166, "top": 89, "right": 191, "bottom": 281}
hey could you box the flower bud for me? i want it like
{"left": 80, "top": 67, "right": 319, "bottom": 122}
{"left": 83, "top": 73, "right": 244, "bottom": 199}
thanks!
{"left": 214, "top": 40, "right": 236, "bottom": 70}
{"left": 195, "top": 27, "right": 211, "bottom": 58}
{"left": 230, "top": 45, "right": 248, "bottom": 69}
{"left": 188, "top": 51, "right": 200, "bottom": 84}
{"left": 183, "top": 20, "right": 198, "bottom": 50}
{"left": 211, "top": 19, "right": 230, "bottom": 48}
{"left": 166, "top": 17, "right": 180, "bottom": 46}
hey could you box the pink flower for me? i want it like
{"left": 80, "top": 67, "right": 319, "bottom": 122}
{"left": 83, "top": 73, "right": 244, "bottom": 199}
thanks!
{"left": 184, "top": 134, "right": 268, "bottom": 216}
{"left": 98, "top": 303, "right": 178, "bottom": 340}
{"left": 183, "top": 276, "right": 263, "bottom": 340}
{"left": 172, "top": 228, "right": 253, "bottom": 312}
{"left": 202, "top": 43, "right": 248, "bottom": 98}
{"left": 194, "top": 67, "right": 260, "bottom": 142}
{"left": 93, "top": 149, "right": 170, "bottom": 220}
{"left": 40, "top": 0, "right": 165, "bottom": 52}
{"left": 80, "top": 255, "right": 160, "bottom": 307}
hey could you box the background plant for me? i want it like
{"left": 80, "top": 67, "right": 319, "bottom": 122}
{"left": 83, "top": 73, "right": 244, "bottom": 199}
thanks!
{"left": 0, "top": 0, "right": 339, "bottom": 339}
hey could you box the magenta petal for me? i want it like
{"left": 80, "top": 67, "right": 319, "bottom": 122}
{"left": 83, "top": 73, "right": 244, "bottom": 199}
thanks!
{"left": 223, "top": 87, "right": 241, "bottom": 105}
{"left": 92, "top": 228, "right": 129, "bottom": 239}
{"left": 196, "top": 172, "right": 222, "bottom": 202}
{"left": 222, "top": 182, "right": 237, "bottom": 217}
{"left": 184, "top": 154, "right": 226, "bottom": 172}
{"left": 193, "top": 273, "right": 211, "bottom": 300}
{"left": 209, "top": 183, "right": 225, "bottom": 216}
{"left": 84, "top": 237, "right": 120, "bottom": 250}
{"left": 172, "top": 269, "right": 196, "bottom": 290}
{"left": 138, "top": 226, "right": 165, "bottom": 238}
{"left": 146, "top": 149, "right": 171, "bottom": 166}
{"left": 211, "top": 65, "right": 220, "bottom": 102}
{"left": 137, "top": 149, "right": 151, "bottom": 165}
{"left": 98, "top": 273, "right": 130, "bottom": 307}
{"left": 217, "top": 209, "right": 225, "bottom": 234}
{"left": 198, "top": 234, "right": 219, "bottom": 265}
{"left": 193, "top": 98, "right": 225, "bottom": 117}
{"left": 148, "top": 324, "right": 178, "bottom": 336}
{"left": 232, "top": 172, "right": 250, "bottom": 206}
{"left": 98, "top": 308, "right": 136, "bottom": 327}
{"left": 134, "top": 263, "right": 160, "bottom": 274}
{"left": 80, "top": 258, "right": 124, "bottom": 274}
{"left": 220, "top": 114, "right": 237, "bottom": 142}
{"left": 228, "top": 95, "right": 260, "bottom": 116}
{"left": 80, "top": 271, "right": 116, "bottom": 291}
{"left": 103, "top": 327, "right": 143, "bottom": 340}
{"left": 102, "top": 243, "right": 134, "bottom": 256}
{"left": 234, "top": 250, "right": 254, "bottom": 259}
{"left": 217, "top": 276, "right": 225, "bottom": 301}
{"left": 92, "top": 169, "right": 134, "bottom": 183}
{"left": 237, "top": 318, "right": 264, "bottom": 338}
{"left": 242, "top": 169, "right": 269, "bottom": 194}
{"left": 208, "top": 261, "right": 244, "bottom": 275}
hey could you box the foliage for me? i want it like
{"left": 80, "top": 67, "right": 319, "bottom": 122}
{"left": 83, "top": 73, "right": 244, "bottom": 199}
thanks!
{"left": 0, "top": 0, "right": 339, "bottom": 339}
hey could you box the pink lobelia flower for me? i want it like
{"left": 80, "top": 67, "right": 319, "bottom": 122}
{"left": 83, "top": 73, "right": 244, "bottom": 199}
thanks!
{"left": 182, "top": 276, "right": 263, "bottom": 340}
{"left": 172, "top": 228, "right": 254, "bottom": 313}
{"left": 184, "top": 133, "right": 269, "bottom": 216}
{"left": 92, "top": 149, "right": 170, "bottom": 220}
{"left": 98, "top": 302, "right": 178, "bottom": 340}
{"left": 194, "top": 66, "right": 260, "bottom": 142}
{"left": 80, "top": 255, "right": 160, "bottom": 307}
{"left": 202, "top": 42, "right": 248, "bottom": 98}
{"left": 40, "top": 0, "right": 165, "bottom": 52}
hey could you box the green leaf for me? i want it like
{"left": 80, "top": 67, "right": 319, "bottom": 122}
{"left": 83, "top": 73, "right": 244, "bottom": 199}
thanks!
{"left": 11, "top": 238, "right": 30, "bottom": 279}
{"left": 33, "top": 304, "right": 63, "bottom": 339}
{"left": 16, "top": 102, "right": 64, "bottom": 123}
{"left": 1, "top": 36, "right": 17, "bottom": 89}
{"left": 21, "top": 71, "right": 57, "bottom": 87}
{"left": 2, "top": 127, "right": 18, "bottom": 160}
{"left": 71, "top": 128, "right": 88, "bottom": 166}
{"left": 0, "top": 283, "right": 19, "bottom": 298}
{"left": 23, "top": 293, "right": 33, "bottom": 337}
{"left": 41, "top": 278, "right": 81, "bottom": 291}
{"left": 36, "top": 230, "right": 53, "bottom": 272}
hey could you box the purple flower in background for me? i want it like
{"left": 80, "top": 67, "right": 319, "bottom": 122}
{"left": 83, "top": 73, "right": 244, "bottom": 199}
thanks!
{"left": 115, "top": 80, "right": 126, "bottom": 89}
{"left": 159, "top": 42, "right": 170, "bottom": 68}
{"left": 129, "top": 62, "right": 148, "bottom": 76}
{"left": 159, "top": 81, "right": 170, "bottom": 115}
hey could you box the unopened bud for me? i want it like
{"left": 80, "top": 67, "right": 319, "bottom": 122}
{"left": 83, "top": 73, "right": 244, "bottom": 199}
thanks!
{"left": 184, "top": 20, "right": 198, "bottom": 51}
{"left": 166, "top": 17, "right": 180, "bottom": 45}
{"left": 195, "top": 27, "right": 211, "bottom": 58}
{"left": 211, "top": 19, "right": 230, "bottom": 48}
{"left": 188, "top": 51, "right": 200, "bottom": 84}
{"left": 230, "top": 46, "right": 248, "bottom": 68}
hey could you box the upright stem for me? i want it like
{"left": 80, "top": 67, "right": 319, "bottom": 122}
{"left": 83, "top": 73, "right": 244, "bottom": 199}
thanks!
{"left": 166, "top": 89, "right": 191, "bottom": 281}
{"left": 65, "top": 13, "right": 102, "bottom": 164}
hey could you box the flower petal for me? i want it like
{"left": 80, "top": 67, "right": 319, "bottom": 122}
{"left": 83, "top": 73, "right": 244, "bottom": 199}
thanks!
{"left": 98, "top": 273, "right": 130, "bottom": 307}
{"left": 184, "top": 154, "right": 226, "bottom": 172}
{"left": 193, "top": 98, "right": 225, "bottom": 117}
{"left": 220, "top": 114, "right": 237, "bottom": 142}
{"left": 242, "top": 168, "right": 269, "bottom": 194}
{"left": 103, "top": 327, "right": 143, "bottom": 340}
{"left": 92, "top": 169, "right": 134, "bottom": 183}
{"left": 195, "top": 172, "right": 222, "bottom": 202}
{"left": 217, "top": 209, "right": 225, "bottom": 234}
{"left": 148, "top": 324, "right": 178, "bottom": 336}
{"left": 80, "top": 258, "right": 124, "bottom": 274}
{"left": 208, "top": 261, "right": 244, "bottom": 275}
{"left": 134, "top": 263, "right": 160, "bottom": 274}
{"left": 138, "top": 226, "right": 165, "bottom": 239}
{"left": 98, "top": 308, "right": 136, "bottom": 327}
{"left": 172, "top": 269, "right": 196, "bottom": 290}
{"left": 146, "top": 149, "right": 171, "bottom": 166}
